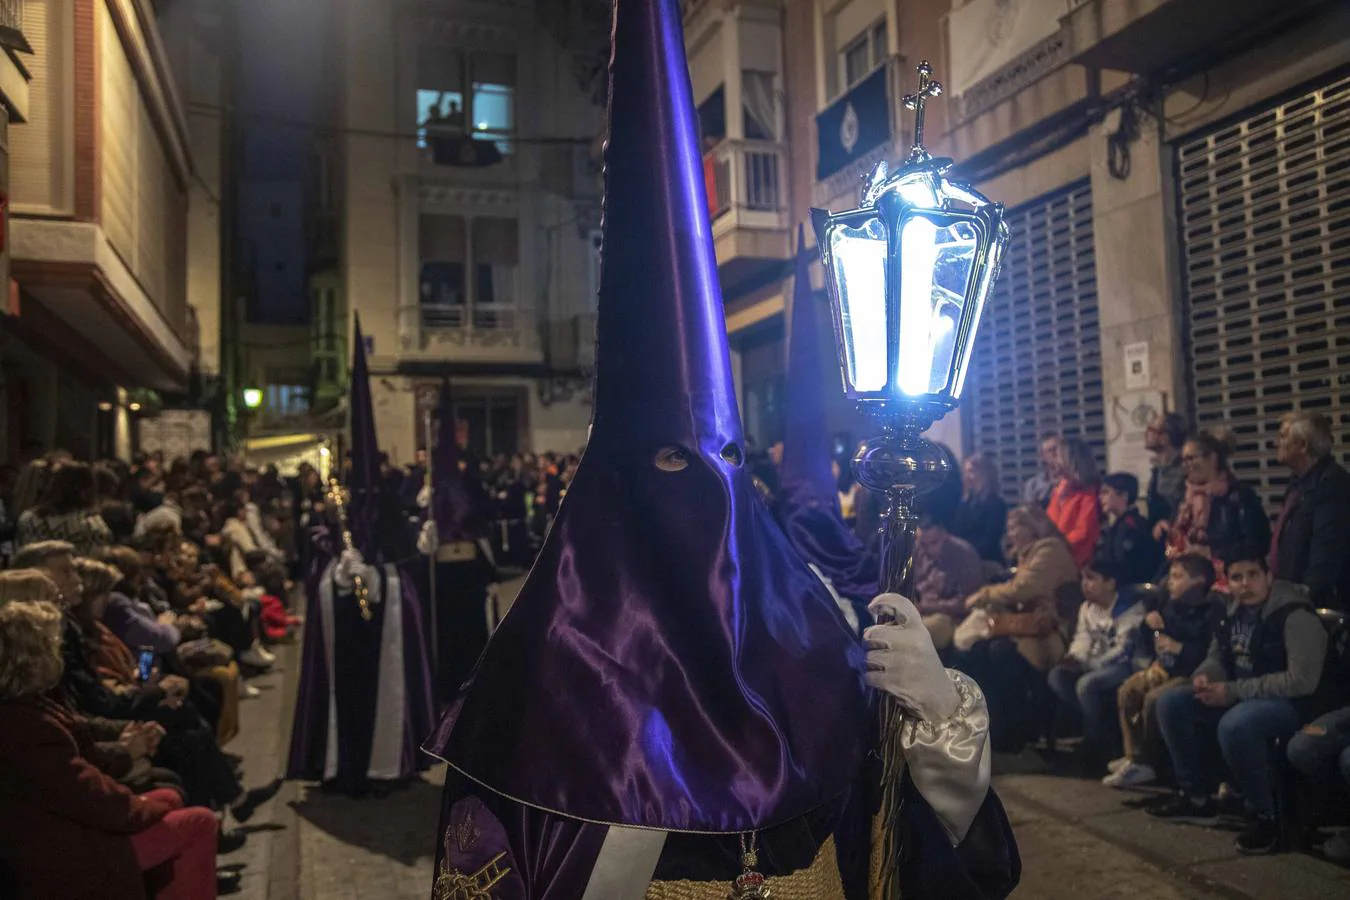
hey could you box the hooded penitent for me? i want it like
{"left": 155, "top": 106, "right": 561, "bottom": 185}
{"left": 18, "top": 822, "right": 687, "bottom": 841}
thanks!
{"left": 426, "top": 0, "right": 869, "bottom": 833}
{"left": 778, "top": 227, "right": 879, "bottom": 605}
{"left": 286, "top": 317, "right": 435, "bottom": 791}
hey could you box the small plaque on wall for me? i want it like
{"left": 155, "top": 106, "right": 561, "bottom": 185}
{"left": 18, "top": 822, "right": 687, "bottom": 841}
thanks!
{"left": 1124, "top": 341, "right": 1150, "bottom": 390}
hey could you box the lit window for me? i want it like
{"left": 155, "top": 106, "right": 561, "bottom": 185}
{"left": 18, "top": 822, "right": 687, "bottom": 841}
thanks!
{"left": 417, "top": 49, "right": 515, "bottom": 154}
{"left": 839, "top": 18, "right": 888, "bottom": 93}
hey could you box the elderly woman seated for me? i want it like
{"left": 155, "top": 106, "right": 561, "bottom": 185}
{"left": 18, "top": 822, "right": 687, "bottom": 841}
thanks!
{"left": 950, "top": 505, "right": 1083, "bottom": 752}
{"left": 0, "top": 599, "right": 219, "bottom": 899}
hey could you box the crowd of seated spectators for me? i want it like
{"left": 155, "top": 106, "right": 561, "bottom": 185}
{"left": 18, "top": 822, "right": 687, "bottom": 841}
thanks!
{"left": 899, "top": 410, "right": 1350, "bottom": 861}
{"left": 0, "top": 449, "right": 302, "bottom": 898}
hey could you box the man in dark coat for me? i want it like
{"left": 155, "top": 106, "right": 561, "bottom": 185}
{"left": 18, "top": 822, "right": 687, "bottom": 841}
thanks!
{"left": 1271, "top": 411, "right": 1350, "bottom": 609}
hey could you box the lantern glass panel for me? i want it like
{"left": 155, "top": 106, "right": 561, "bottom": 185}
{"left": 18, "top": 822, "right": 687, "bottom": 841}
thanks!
{"left": 896, "top": 216, "right": 979, "bottom": 396}
{"left": 828, "top": 217, "right": 889, "bottom": 393}
{"left": 952, "top": 230, "right": 1005, "bottom": 398}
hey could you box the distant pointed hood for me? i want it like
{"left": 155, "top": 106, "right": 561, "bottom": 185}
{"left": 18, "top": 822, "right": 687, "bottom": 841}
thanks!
{"left": 427, "top": 0, "right": 868, "bottom": 833}
{"left": 777, "top": 228, "right": 879, "bottom": 603}
{"left": 346, "top": 314, "right": 379, "bottom": 557}
{"left": 430, "top": 378, "right": 472, "bottom": 542}
{"left": 779, "top": 226, "right": 836, "bottom": 502}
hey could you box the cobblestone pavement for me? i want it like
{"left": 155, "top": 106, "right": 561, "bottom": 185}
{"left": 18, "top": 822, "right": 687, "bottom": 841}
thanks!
{"left": 231, "top": 622, "right": 1350, "bottom": 899}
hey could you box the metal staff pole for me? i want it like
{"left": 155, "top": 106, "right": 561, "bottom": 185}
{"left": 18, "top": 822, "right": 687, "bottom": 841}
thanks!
{"left": 424, "top": 408, "right": 438, "bottom": 675}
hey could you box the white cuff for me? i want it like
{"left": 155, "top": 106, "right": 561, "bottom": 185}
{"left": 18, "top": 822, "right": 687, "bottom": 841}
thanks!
{"left": 900, "top": 669, "right": 991, "bottom": 846}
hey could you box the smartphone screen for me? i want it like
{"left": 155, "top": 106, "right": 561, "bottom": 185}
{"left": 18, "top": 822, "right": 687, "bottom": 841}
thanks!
{"left": 137, "top": 648, "right": 156, "bottom": 683}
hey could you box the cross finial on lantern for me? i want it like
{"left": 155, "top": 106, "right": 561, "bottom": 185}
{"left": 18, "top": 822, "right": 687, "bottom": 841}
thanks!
{"left": 903, "top": 61, "right": 943, "bottom": 163}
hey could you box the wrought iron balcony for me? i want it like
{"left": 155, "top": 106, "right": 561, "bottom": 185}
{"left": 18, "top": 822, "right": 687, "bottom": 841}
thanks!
{"left": 0, "top": 0, "right": 31, "bottom": 54}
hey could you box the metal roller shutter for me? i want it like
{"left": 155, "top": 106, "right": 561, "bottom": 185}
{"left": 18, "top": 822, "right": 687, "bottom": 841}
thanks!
{"left": 1178, "top": 71, "right": 1350, "bottom": 510}
{"left": 967, "top": 181, "right": 1105, "bottom": 501}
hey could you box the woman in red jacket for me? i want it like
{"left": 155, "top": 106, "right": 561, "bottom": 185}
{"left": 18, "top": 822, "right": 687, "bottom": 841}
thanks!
{"left": 0, "top": 600, "right": 218, "bottom": 900}
{"left": 1047, "top": 435, "right": 1103, "bottom": 568}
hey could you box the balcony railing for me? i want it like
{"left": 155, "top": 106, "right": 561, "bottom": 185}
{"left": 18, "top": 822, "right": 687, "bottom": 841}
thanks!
{"left": 0, "top": 0, "right": 30, "bottom": 53}
{"left": 422, "top": 302, "right": 524, "bottom": 333}
{"left": 704, "top": 139, "right": 787, "bottom": 222}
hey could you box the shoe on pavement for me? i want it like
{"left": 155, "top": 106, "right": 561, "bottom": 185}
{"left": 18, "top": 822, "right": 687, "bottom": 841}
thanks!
{"left": 1102, "top": 762, "right": 1157, "bottom": 788}
{"left": 254, "top": 645, "right": 277, "bottom": 664}
{"left": 1146, "top": 794, "right": 1218, "bottom": 825}
{"left": 1322, "top": 829, "right": 1350, "bottom": 864}
{"left": 217, "top": 827, "right": 247, "bottom": 854}
{"left": 241, "top": 683, "right": 262, "bottom": 699}
{"left": 238, "top": 647, "right": 274, "bottom": 669}
{"left": 1106, "top": 756, "right": 1132, "bottom": 775}
{"left": 218, "top": 870, "right": 242, "bottom": 895}
{"left": 231, "top": 778, "right": 284, "bottom": 824}
{"left": 1235, "top": 815, "right": 1279, "bottom": 855}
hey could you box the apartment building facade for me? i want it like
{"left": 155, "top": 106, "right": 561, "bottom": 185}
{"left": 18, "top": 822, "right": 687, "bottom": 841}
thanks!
{"left": 1, "top": 0, "right": 217, "bottom": 460}
{"left": 326, "top": 0, "right": 607, "bottom": 463}
{"left": 689, "top": 0, "right": 1350, "bottom": 506}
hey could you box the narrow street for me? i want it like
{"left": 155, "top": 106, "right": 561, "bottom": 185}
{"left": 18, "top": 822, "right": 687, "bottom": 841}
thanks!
{"left": 225, "top": 632, "right": 1350, "bottom": 900}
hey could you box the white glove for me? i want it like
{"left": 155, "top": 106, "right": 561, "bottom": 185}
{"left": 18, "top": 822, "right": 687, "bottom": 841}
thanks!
{"left": 864, "top": 593, "right": 961, "bottom": 723}
{"left": 953, "top": 610, "right": 993, "bottom": 652}
{"left": 417, "top": 519, "right": 439, "bottom": 556}
{"left": 417, "top": 485, "right": 433, "bottom": 509}
{"left": 335, "top": 548, "right": 366, "bottom": 591}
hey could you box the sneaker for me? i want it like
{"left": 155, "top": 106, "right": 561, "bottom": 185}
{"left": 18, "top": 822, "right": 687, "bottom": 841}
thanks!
{"left": 1102, "top": 762, "right": 1157, "bottom": 788}
{"left": 217, "top": 827, "right": 247, "bottom": 854}
{"left": 254, "top": 645, "right": 277, "bottom": 664}
{"left": 1106, "top": 756, "right": 1132, "bottom": 775}
{"left": 1235, "top": 815, "right": 1279, "bottom": 855}
{"left": 1146, "top": 794, "right": 1218, "bottom": 825}
{"left": 1321, "top": 829, "right": 1350, "bottom": 864}
{"left": 238, "top": 647, "right": 274, "bottom": 669}
{"left": 241, "top": 683, "right": 262, "bottom": 699}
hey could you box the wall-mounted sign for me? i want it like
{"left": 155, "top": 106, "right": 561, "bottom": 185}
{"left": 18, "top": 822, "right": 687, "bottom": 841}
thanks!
{"left": 1124, "top": 340, "right": 1150, "bottom": 390}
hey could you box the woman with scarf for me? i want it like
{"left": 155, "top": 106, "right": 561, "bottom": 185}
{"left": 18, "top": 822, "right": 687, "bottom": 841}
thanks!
{"left": 1157, "top": 431, "right": 1270, "bottom": 583}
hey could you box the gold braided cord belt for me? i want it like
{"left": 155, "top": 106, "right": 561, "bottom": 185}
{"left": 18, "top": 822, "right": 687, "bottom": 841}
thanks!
{"left": 644, "top": 836, "right": 848, "bottom": 900}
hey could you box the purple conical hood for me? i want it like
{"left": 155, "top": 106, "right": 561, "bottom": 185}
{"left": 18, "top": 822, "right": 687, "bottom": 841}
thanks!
{"left": 587, "top": 0, "right": 739, "bottom": 444}
{"left": 426, "top": 0, "right": 868, "bottom": 834}
{"left": 430, "top": 378, "right": 471, "bottom": 542}
{"left": 346, "top": 313, "right": 379, "bottom": 556}
{"left": 779, "top": 226, "right": 836, "bottom": 502}
{"left": 777, "top": 228, "right": 880, "bottom": 603}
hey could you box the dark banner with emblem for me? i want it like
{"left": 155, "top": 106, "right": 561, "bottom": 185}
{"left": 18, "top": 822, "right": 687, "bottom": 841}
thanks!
{"left": 816, "top": 66, "right": 891, "bottom": 181}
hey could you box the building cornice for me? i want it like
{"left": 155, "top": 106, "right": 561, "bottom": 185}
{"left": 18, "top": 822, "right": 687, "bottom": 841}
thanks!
{"left": 105, "top": 0, "right": 193, "bottom": 188}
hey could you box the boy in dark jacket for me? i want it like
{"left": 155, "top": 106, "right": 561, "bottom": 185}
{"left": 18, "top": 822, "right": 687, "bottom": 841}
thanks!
{"left": 1104, "top": 554, "right": 1223, "bottom": 788}
{"left": 1150, "top": 546, "right": 1335, "bottom": 854}
{"left": 1096, "top": 472, "right": 1164, "bottom": 586}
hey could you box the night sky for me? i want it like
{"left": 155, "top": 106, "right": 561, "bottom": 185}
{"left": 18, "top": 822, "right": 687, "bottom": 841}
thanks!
{"left": 234, "top": 0, "right": 325, "bottom": 324}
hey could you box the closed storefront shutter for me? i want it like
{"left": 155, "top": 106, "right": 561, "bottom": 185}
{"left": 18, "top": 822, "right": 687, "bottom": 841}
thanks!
{"left": 967, "top": 181, "right": 1104, "bottom": 501}
{"left": 1177, "top": 72, "right": 1350, "bottom": 509}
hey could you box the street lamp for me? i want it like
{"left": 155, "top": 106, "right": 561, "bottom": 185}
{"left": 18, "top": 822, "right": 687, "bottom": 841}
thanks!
{"left": 810, "top": 60, "right": 1010, "bottom": 899}
{"left": 242, "top": 388, "right": 263, "bottom": 410}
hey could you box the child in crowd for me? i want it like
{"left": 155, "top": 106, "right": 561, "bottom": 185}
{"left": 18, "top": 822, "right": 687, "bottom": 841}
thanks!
{"left": 1047, "top": 555, "right": 1145, "bottom": 765}
{"left": 1096, "top": 472, "right": 1164, "bottom": 587}
{"left": 1104, "top": 553, "right": 1223, "bottom": 788}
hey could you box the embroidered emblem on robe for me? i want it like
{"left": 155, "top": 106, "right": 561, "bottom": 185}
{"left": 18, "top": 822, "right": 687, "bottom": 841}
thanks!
{"left": 434, "top": 798, "right": 526, "bottom": 900}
